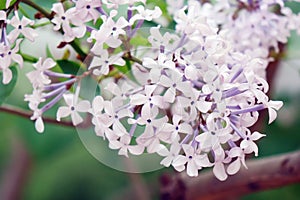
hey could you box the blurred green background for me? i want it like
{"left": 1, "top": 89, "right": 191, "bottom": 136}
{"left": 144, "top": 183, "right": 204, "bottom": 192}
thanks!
{"left": 1, "top": 0, "right": 300, "bottom": 200}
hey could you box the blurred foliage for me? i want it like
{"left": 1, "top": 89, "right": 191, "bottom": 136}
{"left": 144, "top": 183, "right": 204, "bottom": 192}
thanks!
{"left": 0, "top": 0, "right": 299, "bottom": 200}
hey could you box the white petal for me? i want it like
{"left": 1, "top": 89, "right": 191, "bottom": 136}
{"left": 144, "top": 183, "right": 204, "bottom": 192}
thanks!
{"left": 178, "top": 123, "right": 193, "bottom": 134}
{"left": 250, "top": 131, "right": 266, "bottom": 141}
{"left": 128, "top": 145, "right": 145, "bottom": 155}
{"left": 227, "top": 159, "right": 241, "bottom": 175}
{"left": 213, "top": 163, "right": 227, "bottom": 181}
{"left": 172, "top": 155, "right": 187, "bottom": 170}
{"left": 56, "top": 107, "right": 71, "bottom": 121}
{"left": 71, "top": 111, "right": 83, "bottom": 126}
{"left": 187, "top": 160, "right": 198, "bottom": 177}
{"left": 76, "top": 100, "right": 91, "bottom": 112}
{"left": 35, "top": 117, "right": 44, "bottom": 133}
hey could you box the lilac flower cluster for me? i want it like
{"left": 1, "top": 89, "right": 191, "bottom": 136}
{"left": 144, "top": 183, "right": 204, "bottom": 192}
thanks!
{"left": 1, "top": 0, "right": 296, "bottom": 180}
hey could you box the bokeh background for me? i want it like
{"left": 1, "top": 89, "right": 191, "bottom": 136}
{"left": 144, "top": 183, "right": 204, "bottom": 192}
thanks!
{"left": 0, "top": 0, "right": 300, "bottom": 199}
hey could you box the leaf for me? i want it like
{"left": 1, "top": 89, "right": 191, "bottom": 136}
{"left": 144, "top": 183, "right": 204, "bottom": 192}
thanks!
{"left": 56, "top": 59, "right": 81, "bottom": 75}
{"left": 80, "top": 75, "right": 100, "bottom": 101}
{"left": 0, "top": 0, "right": 17, "bottom": 9}
{"left": 46, "top": 45, "right": 54, "bottom": 59}
{"left": 0, "top": 66, "right": 18, "bottom": 105}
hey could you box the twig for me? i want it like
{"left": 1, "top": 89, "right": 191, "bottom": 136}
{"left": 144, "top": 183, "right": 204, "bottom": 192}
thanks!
{"left": 181, "top": 150, "right": 300, "bottom": 200}
{"left": 111, "top": 150, "right": 300, "bottom": 200}
{"left": 0, "top": 137, "right": 31, "bottom": 200}
{"left": 20, "top": 0, "right": 52, "bottom": 19}
{"left": 123, "top": 157, "right": 151, "bottom": 200}
{"left": 0, "top": 104, "right": 91, "bottom": 129}
{"left": 122, "top": 52, "right": 143, "bottom": 66}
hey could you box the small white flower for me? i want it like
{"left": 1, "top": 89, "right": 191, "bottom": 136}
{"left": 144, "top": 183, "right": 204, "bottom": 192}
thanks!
{"left": 57, "top": 93, "right": 91, "bottom": 126}
{"left": 7, "top": 11, "right": 37, "bottom": 43}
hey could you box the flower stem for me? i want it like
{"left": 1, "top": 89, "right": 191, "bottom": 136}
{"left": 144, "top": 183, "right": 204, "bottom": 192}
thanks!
{"left": 20, "top": 0, "right": 52, "bottom": 19}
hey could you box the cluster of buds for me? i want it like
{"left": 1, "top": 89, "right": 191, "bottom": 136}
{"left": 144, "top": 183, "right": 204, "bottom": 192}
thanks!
{"left": 1, "top": 0, "right": 298, "bottom": 180}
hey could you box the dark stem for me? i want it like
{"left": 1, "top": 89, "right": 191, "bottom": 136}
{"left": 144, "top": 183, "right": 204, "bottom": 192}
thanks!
{"left": 0, "top": 104, "right": 91, "bottom": 129}
{"left": 20, "top": 0, "right": 52, "bottom": 19}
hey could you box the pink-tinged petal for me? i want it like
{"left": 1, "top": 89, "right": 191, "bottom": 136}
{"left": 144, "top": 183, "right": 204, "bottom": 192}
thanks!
{"left": 12, "top": 54, "right": 23, "bottom": 68}
{"left": 213, "top": 163, "right": 227, "bottom": 181}
{"left": 71, "top": 111, "right": 83, "bottom": 126}
{"left": 250, "top": 131, "right": 266, "bottom": 141}
{"left": 56, "top": 106, "right": 71, "bottom": 121}
{"left": 163, "top": 88, "right": 176, "bottom": 103}
{"left": 0, "top": 11, "right": 6, "bottom": 20}
{"left": 22, "top": 28, "right": 37, "bottom": 42}
{"left": 177, "top": 96, "right": 191, "bottom": 108}
{"left": 196, "top": 101, "right": 212, "bottom": 113}
{"left": 91, "top": 96, "right": 104, "bottom": 112}
{"left": 178, "top": 123, "right": 193, "bottom": 134}
{"left": 141, "top": 104, "right": 152, "bottom": 120}
{"left": 184, "top": 65, "right": 198, "bottom": 80}
{"left": 112, "top": 121, "right": 127, "bottom": 137}
{"left": 2, "top": 68, "right": 12, "bottom": 84}
{"left": 111, "top": 56, "right": 125, "bottom": 66}
{"left": 120, "top": 134, "right": 131, "bottom": 144}
{"left": 35, "top": 117, "right": 44, "bottom": 133}
{"left": 109, "top": 140, "right": 123, "bottom": 150}
{"left": 128, "top": 145, "right": 145, "bottom": 155}
{"left": 241, "top": 140, "right": 259, "bottom": 156}
{"left": 21, "top": 16, "right": 34, "bottom": 26}
{"left": 118, "top": 147, "right": 129, "bottom": 157}
{"left": 43, "top": 58, "right": 56, "bottom": 70}
{"left": 157, "top": 144, "right": 169, "bottom": 157}
{"left": 159, "top": 75, "right": 172, "bottom": 87}
{"left": 145, "top": 85, "right": 157, "bottom": 96}
{"left": 228, "top": 147, "right": 243, "bottom": 158}
{"left": 177, "top": 82, "right": 193, "bottom": 95}
{"left": 105, "top": 82, "right": 121, "bottom": 96}
{"left": 152, "top": 116, "right": 168, "bottom": 128}
{"left": 269, "top": 100, "right": 283, "bottom": 110}
{"left": 161, "top": 156, "right": 173, "bottom": 167}
{"left": 52, "top": 3, "right": 65, "bottom": 15}
{"left": 268, "top": 107, "right": 277, "bottom": 124}
{"left": 151, "top": 95, "right": 164, "bottom": 107}
{"left": 227, "top": 159, "right": 241, "bottom": 175}
{"left": 172, "top": 115, "right": 181, "bottom": 126}
{"left": 172, "top": 155, "right": 187, "bottom": 168}
{"left": 73, "top": 26, "right": 86, "bottom": 38}
{"left": 118, "top": 109, "right": 133, "bottom": 118}
{"left": 147, "top": 138, "right": 160, "bottom": 153}
{"left": 143, "top": 57, "right": 157, "bottom": 69}
{"left": 130, "top": 94, "right": 147, "bottom": 105}
{"left": 170, "top": 142, "right": 181, "bottom": 154}
{"left": 240, "top": 140, "right": 251, "bottom": 149}
{"left": 105, "top": 37, "right": 122, "bottom": 48}
{"left": 76, "top": 100, "right": 91, "bottom": 112}
{"left": 182, "top": 144, "right": 194, "bottom": 156}
{"left": 195, "top": 155, "right": 212, "bottom": 167}
{"left": 63, "top": 94, "right": 74, "bottom": 106}
{"left": 7, "top": 29, "right": 19, "bottom": 43}
{"left": 187, "top": 160, "right": 198, "bottom": 177}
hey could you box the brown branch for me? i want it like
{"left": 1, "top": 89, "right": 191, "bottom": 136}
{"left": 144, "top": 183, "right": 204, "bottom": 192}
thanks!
{"left": 0, "top": 104, "right": 91, "bottom": 129}
{"left": 123, "top": 158, "right": 151, "bottom": 200}
{"left": 0, "top": 137, "right": 31, "bottom": 200}
{"left": 179, "top": 150, "right": 300, "bottom": 200}
{"left": 20, "top": 0, "right": 53, "bottom": 19}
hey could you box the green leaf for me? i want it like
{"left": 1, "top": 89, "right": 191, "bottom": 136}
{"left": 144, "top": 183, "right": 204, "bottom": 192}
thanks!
{"left": 0, "top": 66, "right": 18, "bottom": 105}
{"left": 0, "top": 0, "right": 17, "bottom": 9}
{"left": 80, "top": 75, "right": 100, "bottom": 101}
{"left": 46, "top": 45, "right": 54, "bottom": 59}
{"left": 56, "top": 59, "right": 81, "bottom": 75}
